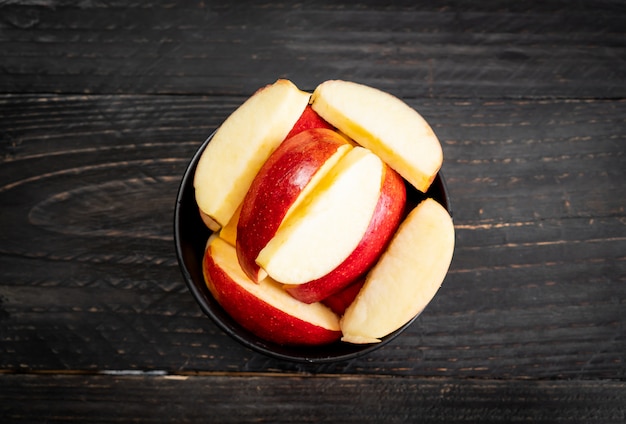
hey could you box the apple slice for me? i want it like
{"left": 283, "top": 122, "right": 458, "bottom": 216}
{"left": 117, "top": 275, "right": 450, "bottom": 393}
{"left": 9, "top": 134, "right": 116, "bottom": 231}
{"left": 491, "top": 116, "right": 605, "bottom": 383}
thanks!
{"left": 340, "top": 198, "right": 455, "bottom": 344}
{"left": 203, "top": 235, "right": 341, "bottom": 346}
{"left": 194, "top": 79, "right": 310, "bottom": 230}
{"left": 236, "top": 128, "right": 353, "bottom": 282}
{"left": 311, "top": 80, "right": 443, "bottom": 193}
{"left": 284, "top": 164, "right": 406, "bottom": 303}
{"left": 256, "top": 146, "right": 384, "bottom": 285}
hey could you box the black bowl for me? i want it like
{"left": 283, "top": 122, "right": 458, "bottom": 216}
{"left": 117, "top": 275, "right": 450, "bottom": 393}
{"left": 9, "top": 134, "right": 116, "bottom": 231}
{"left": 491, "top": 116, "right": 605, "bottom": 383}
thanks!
{"left": 174, "top": 132, "right": 452, "bottom": 363}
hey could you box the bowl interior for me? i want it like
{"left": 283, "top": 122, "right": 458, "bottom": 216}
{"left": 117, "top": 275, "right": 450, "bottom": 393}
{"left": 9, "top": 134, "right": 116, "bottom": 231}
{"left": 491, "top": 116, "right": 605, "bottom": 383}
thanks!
{"left": 174, "top": 133, "right": 452, "bottom": 363}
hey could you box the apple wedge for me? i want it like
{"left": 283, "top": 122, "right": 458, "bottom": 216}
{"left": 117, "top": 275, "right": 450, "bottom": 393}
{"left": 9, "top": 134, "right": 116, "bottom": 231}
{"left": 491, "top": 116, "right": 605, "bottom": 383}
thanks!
{"left": 203, "top": 235, "right": 341, "bottom": 346}
{"left": 311, "top": 80, "right": 443, "bottom": 193}
{"left": 284, "top": 164, "right": 406, "bottom": 303}
{"left": 194, "top": 79, "right": 310, "bottom": 230}
{"left": 340, "top": 198, "right": 455, "bottom": 344}
{"left": 256, "top": 146, "right": 384, "bottom": 285}
{"left": 236, "top": 128, "right": 353, "bottom": 282}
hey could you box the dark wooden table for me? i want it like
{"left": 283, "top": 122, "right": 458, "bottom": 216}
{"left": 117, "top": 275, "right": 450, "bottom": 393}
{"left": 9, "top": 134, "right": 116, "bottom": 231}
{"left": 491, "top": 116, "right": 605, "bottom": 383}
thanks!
{"left": 1, "top": 1, "right": 625, "bottom": 422}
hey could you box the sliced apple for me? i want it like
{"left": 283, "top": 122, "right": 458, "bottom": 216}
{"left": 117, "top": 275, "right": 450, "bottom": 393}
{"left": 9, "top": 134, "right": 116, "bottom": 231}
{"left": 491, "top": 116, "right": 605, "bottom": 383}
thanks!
{"left": 194, "top": 79, "right": 310, "bottom": 229}
{"left": 203, "top": 235, "right": 341, "bottom": 346}
{"left": 236, "top": 128, "right": 353, "bottom": 282}
{"left": 311, "top": 80, "right": 443, "bottom": 193}
{"left": 340, "top": 198, "right": 455, "bottom": 344}
{"left": 284, "top": 164, "right": 406, "bottom": 303}
{"left": 256, "top": 146, "right": 384, "bottom": 285}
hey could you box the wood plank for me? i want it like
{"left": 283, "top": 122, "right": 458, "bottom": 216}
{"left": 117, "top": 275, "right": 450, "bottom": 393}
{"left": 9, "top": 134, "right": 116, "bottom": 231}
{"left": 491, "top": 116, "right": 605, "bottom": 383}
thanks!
{"left": 1, "top": 1, "right": 624, "bottom": 98}
{"left": 1, "top": 373, "right": 625, "bottom": 423}
{"left": 1, "top": 94, "right": 624, "bottom": 377}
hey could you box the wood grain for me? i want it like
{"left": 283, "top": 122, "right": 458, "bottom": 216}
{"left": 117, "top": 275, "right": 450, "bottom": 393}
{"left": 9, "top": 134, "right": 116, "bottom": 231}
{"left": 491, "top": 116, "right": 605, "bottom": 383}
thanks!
{"left": 1, "top": 94, "right": 624, "bottom": 377}
{"left": 1, "top": 373, "right": 625, "bottom": 423}
{"left": 1, "top": 1, "right": 624, "bottom": 98}
{"left": 1, "top": 1, "right": 625, "bottom": 420}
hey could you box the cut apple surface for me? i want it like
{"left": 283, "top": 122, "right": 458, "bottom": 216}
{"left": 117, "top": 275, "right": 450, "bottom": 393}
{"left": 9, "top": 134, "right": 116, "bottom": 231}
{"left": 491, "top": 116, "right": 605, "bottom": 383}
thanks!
{"left": 189, "top": 78, "right": 454, "bottom": 350}
{"left": 340, "top": 198, "right": 455, "bottom": 344}
{"left": 219, "top": 203, "right": 241, "bottom": 247}
{"left": 194, "top": 79, "right": 310, "bottom": 229}
{"left": 256, "top": 147, "right": 384, "bottom": 285}
{"left": 236, "top": 128, "right": 352, "bottom": 282}
{"left": 311, "top": 80, "right": 443, "bottom": 193}
{"left": 203, "top": 235, "right": 341, "bottom": 346}
{"left": 284, "top": 164, "right": 406, "bottom": 303}
{"left": 199, "top": 209, "right": 221, "bottom": 232}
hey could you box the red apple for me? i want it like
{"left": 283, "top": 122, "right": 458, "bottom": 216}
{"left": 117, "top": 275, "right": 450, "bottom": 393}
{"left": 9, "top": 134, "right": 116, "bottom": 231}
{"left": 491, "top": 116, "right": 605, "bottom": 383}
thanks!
{"left": 256, "top": 147, "right": 385, "bottom": 285}
{"left": 217, "top": 108, "right": 340, "bottom": 243}
{"left": 284, "top": 105, "right": 335, "bottom": 140}
{"left": 192, "top": 79, "right": 454, "bottom": 349}
{"left": 203, "top": 236, "right": 342, "bottom": 346}
{"left": 236, "top": 128, "right": 353, "bottom": 282}
{"left": 321, "top": 278, "right": 365, "bottom": 316}
{"left": 284, "top": 164, "right": 406, "bottom": 303}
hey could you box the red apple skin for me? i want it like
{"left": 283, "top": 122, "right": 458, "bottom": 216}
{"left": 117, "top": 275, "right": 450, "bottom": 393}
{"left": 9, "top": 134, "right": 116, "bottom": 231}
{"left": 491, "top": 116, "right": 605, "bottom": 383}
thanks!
{"left": 285, "top": 164, "right": 407, "bottom": 304}
{"left": 237, "top": 128, "right": 351, "bottom": 282}
{"left": 321, "top": 278, "right": 365, "bottom": 316}
{"left": 203, "top": 239, "right": 342, "bottom": 346}
{"left": 284, "top": 105, "right": 334, "bottom": 140}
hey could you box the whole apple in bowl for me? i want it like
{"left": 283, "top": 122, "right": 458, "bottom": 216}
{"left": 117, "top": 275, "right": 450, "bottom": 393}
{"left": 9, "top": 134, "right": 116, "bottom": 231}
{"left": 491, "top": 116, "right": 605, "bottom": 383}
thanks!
{"left": 174, "top": 79, "right": 454, "bottom": 362}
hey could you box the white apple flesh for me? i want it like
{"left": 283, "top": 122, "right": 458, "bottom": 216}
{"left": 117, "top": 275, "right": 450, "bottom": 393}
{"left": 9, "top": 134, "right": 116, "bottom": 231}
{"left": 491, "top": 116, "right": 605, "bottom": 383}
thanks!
{"left": 284, "top": 164, "right": 406, "bottom": 304}
{"left": 256, "top": 146, "right": 384, "bottom": 285}
{"left": 311, "top": 79, "right": 443, "bottom": 193}
{"left": 194, "top": 79, "right": 310, "bottom": 229}
{"left": 340, "top": 198, "right": 455, "bottom": 344}
{"left": 236, "top": 128, "right": 353, "bottom": 282}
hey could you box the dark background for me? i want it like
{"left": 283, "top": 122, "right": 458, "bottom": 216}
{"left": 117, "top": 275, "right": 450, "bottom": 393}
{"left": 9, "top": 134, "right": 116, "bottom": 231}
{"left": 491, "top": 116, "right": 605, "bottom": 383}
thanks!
{"left": 1, "top": 1, "right": 625, "bottom": 422}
